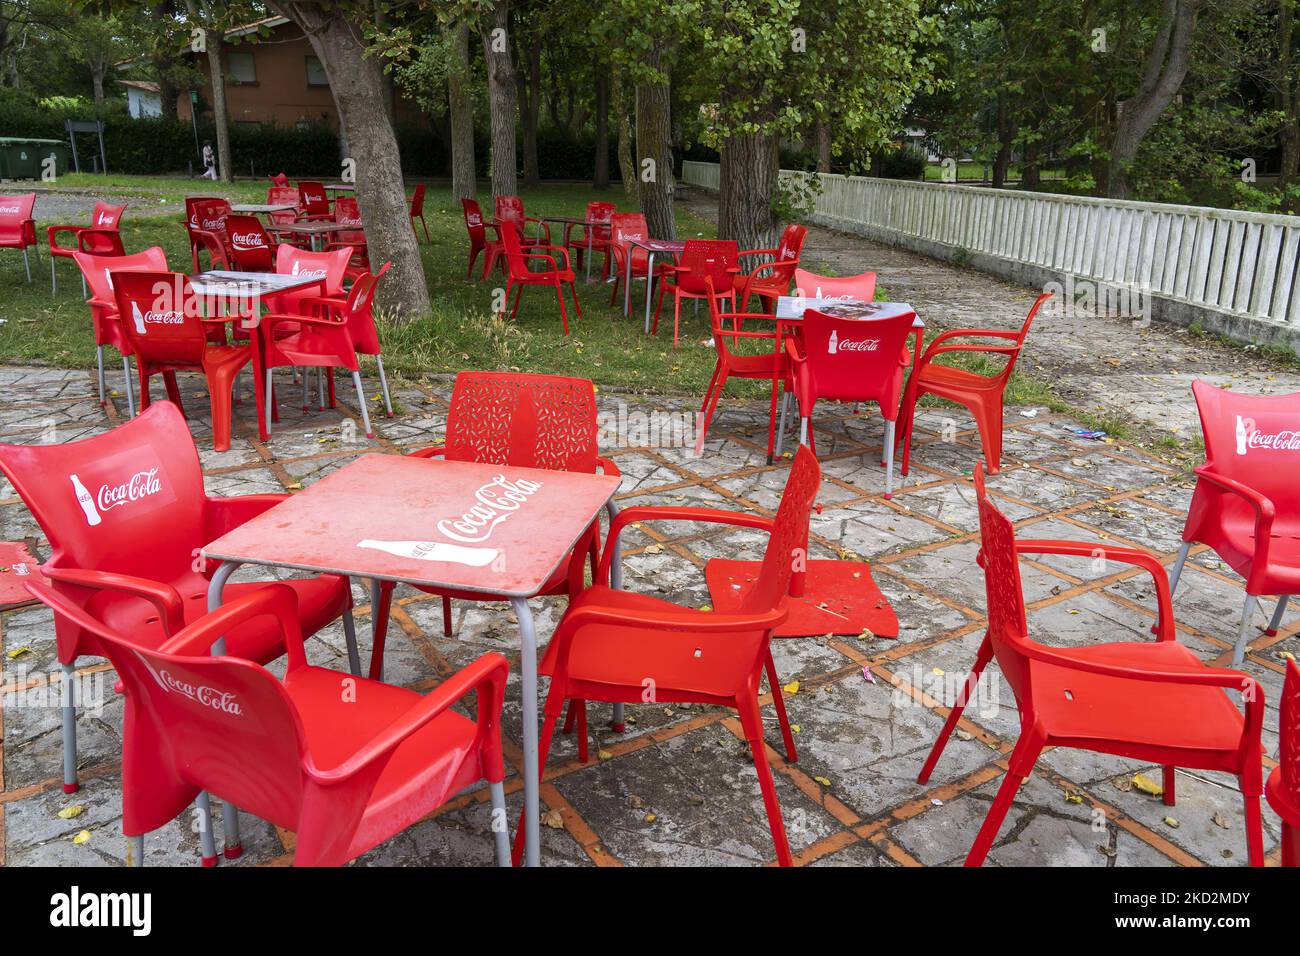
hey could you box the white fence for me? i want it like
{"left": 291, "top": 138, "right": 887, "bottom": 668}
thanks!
{"left": 681, "top": 160, "right": 1300, "bottom": 341}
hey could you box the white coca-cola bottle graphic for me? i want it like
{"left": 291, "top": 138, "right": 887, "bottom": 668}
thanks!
{"left": 828, "top": 329, "right": 839, "bottom": 355}
{"left": 131, "top": 302, "right": 147, "bottom": 335}
{"left": 70, "top": 474, "right": 101, "bottom": 526}
{"left": 358, "top": 539, "right": 498, "bottom": 567}
{"left": 1235, "top": 415, "right": 1249, "bottom": 455}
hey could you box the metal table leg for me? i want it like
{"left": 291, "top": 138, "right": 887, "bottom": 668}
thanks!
{"left": 508, "top": 596, "right": 542, "bottom": 867}
{"left": 623, "top": 244, "right": 634, "bottom": 316}
{"left": 644, "top": 251, "right": 658, "bottom": 334}
{"left": 206, "top": 560, "right": 243, "bottom": 858}
{"left": 605, "top": 497, "right": 626, "bottom": 730}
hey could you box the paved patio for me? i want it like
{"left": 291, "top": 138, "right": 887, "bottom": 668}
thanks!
{"left": 0, "top": 364, "right": 1292, "bottom": 867}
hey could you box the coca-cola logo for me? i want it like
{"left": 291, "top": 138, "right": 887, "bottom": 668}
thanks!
{"left": 96, "top": 212, "right": 117, "bottom": 226}
{"left": 0, "top": 205, "right": 19, "bottom": 216}
{"left": 290, "top": 266, "right": 327, "bottom": 279}
{"left": 155, "top": 667, "right": 242, "bottom": 716}
{"left": 201, "top": 216, "right": 225, "bottom": 231}
{"left": 467, "top": 213, "right": 483, "bottom": 226}
{"left": 1236, "top": 416, "right": 1300, "bottom": 455}
{"left": 436, "top": 474, "right": 543, "bottom": 543}
{"left": 141, "top": 310, "right": 184, "bottom": 326}
{"left": 96, "top": 468, "right": 163, "bottom": 512}
{"left": 836, "top": 338, "right": 880, "bottom": 352}
{"left": 231, "top": 232, "right": 266, "bottom": 248}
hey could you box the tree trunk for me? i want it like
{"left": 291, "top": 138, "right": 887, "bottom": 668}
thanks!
{"left": 613, "top": 68, "right": 636, "bottom": 199}
{"left": 480, "top": 2, "right": 518, "bottom": 197}
{"left": 1279, "top": 0, "right": 1299, "bottom": 206}
{"left": 270, "top": 1, "right": 429, "bottom": 318}
{"left": 91, "top": 63, "right": 106, "bottom": 105}
{"left": 718, "top": 130, "right": 779, "bottom": 253}
{"left": 1107, "top": 0, "right": 1199, "bottom": 199}
{"left": 448, "top": 21, "right": 476, "bottom": 202}
{"left": 519, "top": 37, "right": 540, "bottom": 187}
{"left": 991, "top": 92, "right": 1015, "bottom": 189}
{"left": 635, "top": 46, "right": 675, "bottom": 239}
{"left": 184, "top": 1, "right": 232, "bottom": 183}
{"left": 593, "top": 64, "right": 609, "bottom": 188}
{"left": 816, "top": 119, "right": 831, "bottom": 173}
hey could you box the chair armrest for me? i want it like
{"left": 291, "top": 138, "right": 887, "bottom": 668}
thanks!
{"left": 203, "top": 493, "right": 288, "bottom": 540}
{"left": 43, "top": 566, "right": 185, "bottom": 637}
{"left": 523, "top": 244, "right": 573, "bottom": 269}
{"left": 47, "top": 224, "right": 81, "bottom": 253}
{"left": 1012, "top": 539, "right": 1177, "bottom": 641}
{"left": 309, "top": 652, "right": 510, "bottom": 784}
{"left": 785, "top": 336, "right": 805, "bottom": 364}
{"left": 562, "top": 599, "right": 787, "bottom": 636}
{"left": 595, "top": 456, "right": 621, "bottom": 479}
{"left": 86, "top": 296, "right": 116, "bottom": 311}
{"left": 407, "top": 445, "right": 447, "bottom": 460}
{"left": 1192, "top": 468, "right": 1277, "bottom": 582}
{"left": 160, "top": 583, "right": 301, "bottom": 660}
{"left": 261, "top": 312, "right": 344, "bottom": 331}
{"left": 920, "top": 328, "right": 1021, "bottom": 362}
{"left": 596, "top": 505, "right": 775, "bottom": 584}
{"left": 739, "top": 247, "right": 779, "bottom": 259}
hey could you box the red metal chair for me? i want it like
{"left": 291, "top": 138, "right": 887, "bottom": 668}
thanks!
{"left": 792, "top": 268, "right": 877, "bottom": 302}
{"left": 897, "top": 291, "right": 1051, "bottom": 477}
{"left": 324, "top": 196, "right": 369, "bottom": 280}
{"left": 565, "top": 200, "right": 615, "bottom": 278}
{"left": 225, "top": 214, "right": 279, "bottom": 272}
{"left": 461, "top": 198, "right": 503, "bottom": 280}
{"left": 0, "top": 401, "right": 354, "bottom": 818}
{"left": 0, "top": 192, "right": 38, "bottom": 283}
{"left": 369, "top": 371, "right": 619, "bottom": 681}
{"left": 606, "top": 212, "right": 656, "bottom": 306}
{"left": 739, "top": 224, "right": 806, "bottom": 312}
{"left": 653, "top": 239, "right": 741, "bottom": 348}
{"left": 113, "top": 270, "right": 252, "bottom": 452}
{"left": 409, "top": 183, "right": 430, "bottom": 242}
{"left": 1268, "top": 658, "right": 1300, "bottom": 866}
{"left": 696, "top": 278, "right": 789, "bottom": 461}
{"left": 47, "top": 200, "right": 126, "bottom": 294}
{"left": 784, "top": 307, "right": 916, "bottom": 497}
{"left": 499, "top": 219, "right": 581, "bottom": 335}
{"left": 185, "top": 197, "right": 233, "bottom": 272}
{"left": 73, "top": 246, "right": 172, "bottom": 414}
{"left": 509, "top": 444, "right": 821, "bottom": 866}
{"left": 918, "top": 464, "right": 1266, "bottom": 866}
{"left": 1168, "top": 380, "right": 1300, "bottom": 667}
{"left": 297, "top": 180, "right": 333, "bottom": 222}
{"left": 495, "top": 194, "right": 550, "bottom": 244}
{"left": 256, "top": 265, "right": 391, "bottom": 441}
{"left": 28, "top": 582, "right": 511, "bottom": 868}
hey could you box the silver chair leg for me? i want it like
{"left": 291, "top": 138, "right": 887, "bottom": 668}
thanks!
{"left": 265, "top": 369, "right": 275, "bottom": 433}
{"left": 1168, "top": 541, "right": 1192, "bottom": 597}
{"left": 489, "top": 781, "right": 510, "bottom": 867}
{"left": 22, "top": 248, "right": 31, "bottom": 283}
{"left": 302, "top": 367, "right": 310, "bottom": 410}
{"left": 1232, "top": 594, "right": 1259, "bottom": 668}
{"left": 341, "top": 600, "right": 363, "bottom": 676}
{"left": 775, "top": 392, "right": 791, "bottom": 459}
{"left": 81, "top": 274, "right": 87, "bottom": 299}
{"left": 195, "top": 791, "right": 218, "bottom": 864}
{"left": 375, "top": 356, "right": 394, "bottom": 417}
{"left": 317, "top": 367, "right": 326, "bottom": 410}
{"left": 799, "top": 416, "right": 809, "bottom": 446}
{"left": 50, "top": 255, "right": 57, "bottom": 294}
{"left": 884, "top": 418, "right": 896, "bottom": 497}
{"left": 126, "top": 834, "right": 144, "bottom": 867}
{"left": 352, "top": 371, "right": 374, "bottom": 437}
{"left": 61, "top": 663, "right": 77, "bottom": 793}
{"left": 1267, "top": 595, "right": 1291, "bottom": 635}
{"left": 95, "top": 346, "right": 106, "bottom": 406}
{"left": 122, "top": 357, "right": 136, "bottom": 417}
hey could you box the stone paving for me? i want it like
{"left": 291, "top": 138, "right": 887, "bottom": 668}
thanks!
{"left": 0, "top": 364, "right": 1293, "bottom": 867}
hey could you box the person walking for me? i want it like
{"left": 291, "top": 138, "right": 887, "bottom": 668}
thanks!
{"left": 202, "top": 141, "right": 217, "bottom": 180}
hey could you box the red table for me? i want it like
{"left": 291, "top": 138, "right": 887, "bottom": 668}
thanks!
{"left": 202, "top": 452, "right": 621, "bottom": 866}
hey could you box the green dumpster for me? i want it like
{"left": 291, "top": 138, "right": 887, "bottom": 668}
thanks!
{"left": 0, "top": 138, "right": 72, "bottom": 180}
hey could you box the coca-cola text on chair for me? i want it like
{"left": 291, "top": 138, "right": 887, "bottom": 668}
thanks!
{"left": 461, "top": 198, "right": 504, "bottom": 280}
{"left": 918, "top": 464, "right": 1266, "bottom": 867}
{"left": 323, "top": 196, "right": 370, "bottom": 281}
{"left": 739, "top": 224, "right": 806, "bottom": 312}
{"left": 606, "top": 212, "right": 654, "bottom": 307}
{"left": 1167, "top": 380, "right": 1300, "bottom": 667}
{"left": 297, "top": 181, "right": 333, "bottom": 222}
{"left": 48, "top": 200, "right": 126, "bottom": 294}
{"left": 225, "top": 214, "right": 279, "bottom": 271}
{"left": 0, "top": 192, "right": 38, "bottom": 283}
{"left": 792, "top": 268, "right": 877, "bottom": 303}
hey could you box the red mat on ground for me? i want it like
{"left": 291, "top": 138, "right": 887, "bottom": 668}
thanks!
{"left": 0, "top": 541, "right": 46, "bottom": 611}
{"left": 705, "top": 558, "right": 899, "bottom": 638}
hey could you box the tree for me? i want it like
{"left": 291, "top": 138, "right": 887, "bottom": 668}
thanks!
{"left": 480, "top": 0, "right": 518, "bottom": 195}
{"left": 183, "top": 0, "right": 233, "bottom": 182}
{"left": 447, "top": 20, "right": 477, "bottom": 200}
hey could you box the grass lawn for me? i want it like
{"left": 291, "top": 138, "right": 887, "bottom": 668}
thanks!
{"left": 0, "top": 177, "right": 1061, "bottom": 410}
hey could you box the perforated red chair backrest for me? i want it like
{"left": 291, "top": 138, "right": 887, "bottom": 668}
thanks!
{"left": 443, "top": 371, "right": 601, "bottom": 474}
{"left": 462, "top": 198, "right": 488, "bottom": 243}
{"left": 585, "top": 201, "right": 615, "bottom": 241}
{"left": 184, "top": 196, "right": 222, "bottom": 233}
{"left": 298, "top": 181, "right": 329, "bottom": 217}
{"left": 742, "top": 445, "right": 821, "bottom": 614}
{"left": 792, "top": 269, "right": 877, "bottom": 302}
{"left": 90, "top": 201, "right": 126, "bottom": 230}
{"left": 1192, "top": 380, "right": 1300, "bottom": 520}
{"left": 190, "top": 199, "right": 231, "bottom": 245}
{"left": 797, "top": 308, "right": 917, "bottom": 405}
{"left": 333, "top": 196, "right": 364, "bottom": 243}
{"left": 113, "top": 270, "right": 210, "bottom": 369}
{"left": 1282, "top": 659, "right": 1300, "bottom": 810}
{"left": 609, "top": 213, "right": 649, "bottom": 269}
{"left": 0, "top": 400, "right": 205, "bottom": 580}
{"left": 675, "top": 239, "right": 740, "bottom": 295}
{"left": 225, "top": 214, "right": 275, "bottom": 271}
{"left": 973, "top": 464, "right": 1033, "bottom": 700}
{"left": 0, "top": 192, "right": 36, "bottom": 245}
{"left": 74, "top": 246, "right": 169, "bottom": 307}
{"left": 409, "top": 184, "right": 426, "bottom": 216}
{"left": 495, "top": 195, "right": 526, "bottom": 225}
{"left": 267, "top": 186, "right": 300, "bottom": 225}
{"left": 274, "top": 244, "right": 351, "bottom": 297}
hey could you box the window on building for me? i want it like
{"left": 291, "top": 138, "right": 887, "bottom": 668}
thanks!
{"left": 227, "top": 51, "right": 256, "bottom": 84}
{"left": 306, "top": 55, "right": 328, "bottom": 87}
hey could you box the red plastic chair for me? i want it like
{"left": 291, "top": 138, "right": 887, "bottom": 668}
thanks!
{"left": 653, "top": 239, "right": 741, "bottom": 348}
{"left": 268, "top": 171, "right": 290, "bottom": 188}
{"left": 0, "top": 401, "right": 354, "bottom": 820}
{"left": 792, "top": 268, "right": 877, "bottom": 303}
{"left": 696, "top": 278, "right": 790, "bottom": 461}
{"left": 266, "top": 185, "right": 301, "bottom": 226}
{"left": 324, "top": 196, "right": 369, "bottom": 280}
{"left": 370, "top": 371, "right": 619, "bottom": 680}
{"left": 461, "top": 198, "right": 503, "bottom": 280}
{"left": 1268, "top": 659, "right": 1300, "bottom": 866}
{"left": 28, "top": 582, "right": 511, "bottom": 868}
{"left": 495, "top": 194, "right": 550, "bottom": 244}
{"left": 897, "top": 291, "right": 1052, "bottom": 477}
{"left": 225, "top": 214, "right": 280, "bottom": 272}
{"left": 185, "top": 198, "right": 233, "bottom": 272}
{"left": 72, "top": 246, "right": 173, "bottom": 414}
{"left": 1168, "top": 380, "right": 1300, "bottom": 667}
{"left": 297, "top": 180, "right": 333, "bottom": 222}
{"left": 113, "top": 270, "right": 252, "bottom": 452}
{"left": 784, "top": 307, "right": 917, "bottom": 497}
{"left": 256, "top": 265, "right": 391, "bottom": 441}
{"left": 739, "top": 224, "right": 806, "bottom": 312}
{"left": 47, "top": 200, "right": 126, "bottom": 294}
{"left": 499, "top": 220, "right": 581, "bottom": 335}
{"left": 606, "top": 212, "right": 656, "bottom": 307}
{"left": 565, "top": 200, "right": 615, "bottom": 278}
{"left": 0, "top": 192, "right": 38, "bottom": 283}
{"left": 509, "top": 444, "right": 821, "bottom": 866}
{"left": 409, "top": 183, "right": 430, "bottom": 242}
{"left": 918, "top": 464, "right": 1266, "bottom": 866}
